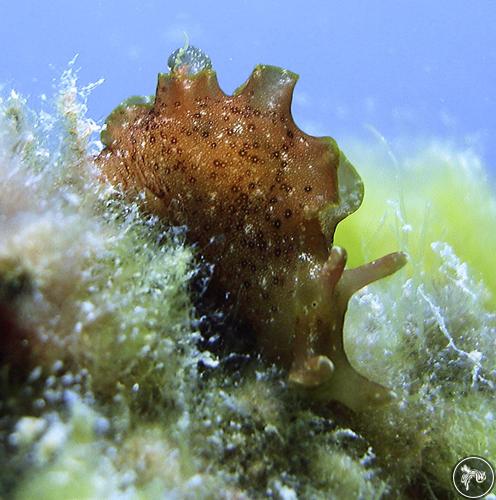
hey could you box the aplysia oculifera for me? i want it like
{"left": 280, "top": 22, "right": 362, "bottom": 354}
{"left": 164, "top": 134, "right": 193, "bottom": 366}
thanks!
{"left": 96, "top": 46, "right": 407, "bottom": 412}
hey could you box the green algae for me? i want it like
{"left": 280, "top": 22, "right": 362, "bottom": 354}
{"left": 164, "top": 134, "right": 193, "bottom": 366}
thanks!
{"left": 0, "top": 65, "right": 495, "bottom": 499}
{"left": 336, "top": 138, "right": 496, "bottom": 307}
{"left": 337, "top": 139, "right": 496, "bottom": 496}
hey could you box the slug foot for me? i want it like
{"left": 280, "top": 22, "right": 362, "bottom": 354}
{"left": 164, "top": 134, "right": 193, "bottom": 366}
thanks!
{"left": 292, "top": 250, "right": 407, "bottom": 412}
{"left": 313, "top": 357, "right": 397, "bottom": 412}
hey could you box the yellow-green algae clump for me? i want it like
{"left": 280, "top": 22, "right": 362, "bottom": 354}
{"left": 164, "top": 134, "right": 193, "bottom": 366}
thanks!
{"left": 0, "top": 59, "right": 495, "bottom": 500}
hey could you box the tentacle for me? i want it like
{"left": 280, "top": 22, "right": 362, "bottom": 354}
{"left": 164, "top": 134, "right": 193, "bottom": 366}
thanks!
{"left": 321, "top": 246, "right": 347, "bottom": 292}
{"left": 337, "top": 251, "right": 407, "bottom": 305}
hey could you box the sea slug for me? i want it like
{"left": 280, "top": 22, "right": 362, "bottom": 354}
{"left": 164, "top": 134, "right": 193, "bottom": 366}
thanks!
{"left": 96, "top": 46, "right": 407, "bottom": 411}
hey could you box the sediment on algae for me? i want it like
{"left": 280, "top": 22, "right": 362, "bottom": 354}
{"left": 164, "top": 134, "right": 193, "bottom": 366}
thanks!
{"left": 0, "top": 63, "right": 495, "bottom": 499}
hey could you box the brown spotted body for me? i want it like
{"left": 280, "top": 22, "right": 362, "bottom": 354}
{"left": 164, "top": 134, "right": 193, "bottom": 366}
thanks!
{"left": 97, "top": 49, "right": 406, "bottom": 411}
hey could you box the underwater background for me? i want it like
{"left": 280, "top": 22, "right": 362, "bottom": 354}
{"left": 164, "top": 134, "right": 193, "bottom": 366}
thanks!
{"left": 0, "top": 1, "right": 495, "bottom": 499}
{"left": 1, "top": 0, "right": 496, "bottom": 172}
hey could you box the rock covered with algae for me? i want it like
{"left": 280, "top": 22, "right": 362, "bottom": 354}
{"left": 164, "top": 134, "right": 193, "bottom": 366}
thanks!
{"left": 0, "top": 51, "right": 495, "bottom": 499}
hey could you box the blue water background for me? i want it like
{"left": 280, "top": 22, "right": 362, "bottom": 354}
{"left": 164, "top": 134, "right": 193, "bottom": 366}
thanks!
{"left": 1, "top": 0, "right": 495, "bottom": 171}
